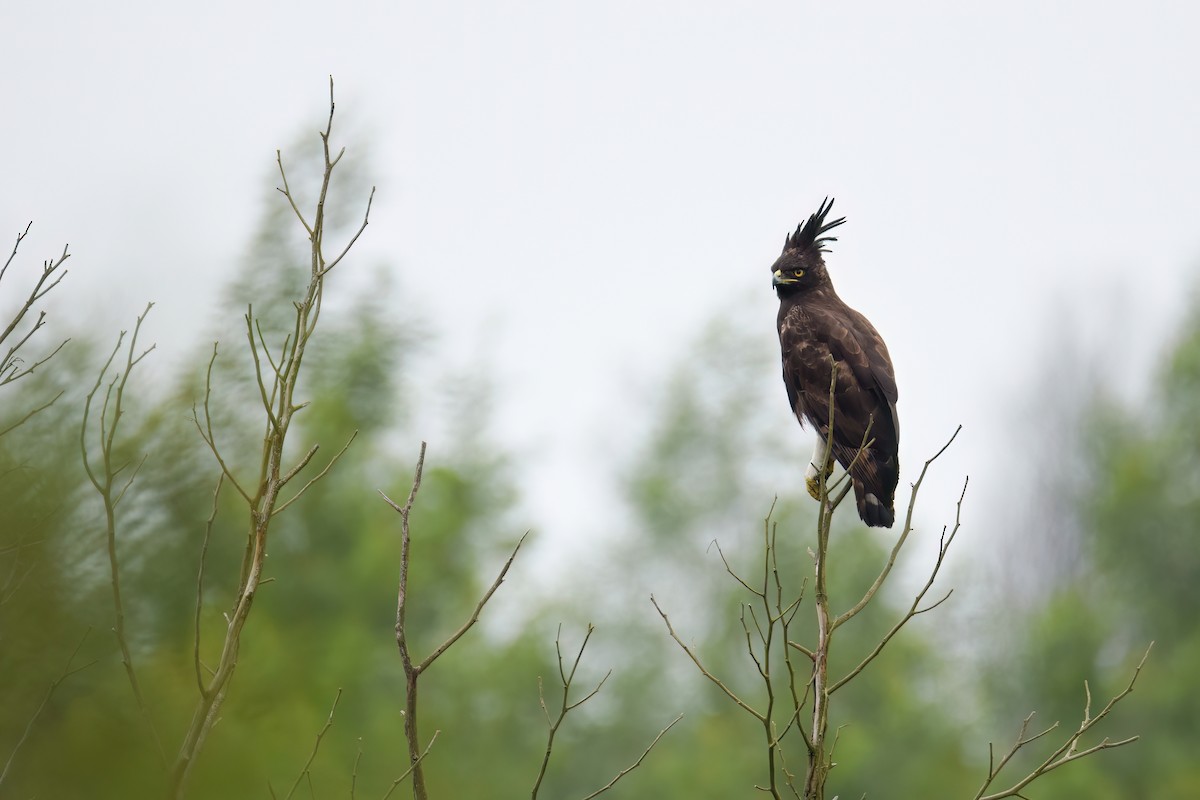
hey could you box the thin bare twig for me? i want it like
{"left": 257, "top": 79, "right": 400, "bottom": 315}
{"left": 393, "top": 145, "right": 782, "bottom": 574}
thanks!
{"left": 272, "top": 429, "right": 359, "bottom": 517}
{"left": 80, "top": 303, "right": 165, "bottom": 764}
{"left": 245, "top": 308, "right": 283, "bottom": 434}
{"left": 283, "top": 689, "right": 342, "bottom": 800}
{"left": 830, "top": 475, "right": 968, "bottom": 693}
{"left": 384, "top": 442, "right": 428, "bottom": 799}
{"left": 378, "top": 732, "right": 439, "bottom": 800}
{"left": 579, "top": 714, "right": 684, "bottom": 800}
{"left": 193, "top": 475, "right": 224, "bottom": 693}
{"left": 532, "top": 625, "right": 608, "bottom": 798}
{"left": 383, "top": 441, "right": 528, "bottom": 800}
{"left": 350, "top": 738, "right": 364, "bottom": 800}
{"left": 0, "top": 389, "right": 64, "bottom": 439}
{"left": 0, "top": 223, "right": 71, "bottom": 398}
{"left": 528, "top": 624, "right": 680, "bottom": 800}
{"left": 0, "top": 629, "right": 96, "bottom": 788}
{"left": 974, "top": 644, "right": 1153, "bottom": 800}
{"left": 418, "top": 531, "right": 528, "bottom": 674}
{"left": 192, "top": 343, "right": 252, "bottom": 504}
{"left": 651, "top": 595, "right": 763, "bottom": 721}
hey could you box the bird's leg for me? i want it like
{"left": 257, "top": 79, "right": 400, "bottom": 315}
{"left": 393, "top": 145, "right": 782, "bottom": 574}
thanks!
{"left": 805, "top": 433, "right": 834, "bottom": 500}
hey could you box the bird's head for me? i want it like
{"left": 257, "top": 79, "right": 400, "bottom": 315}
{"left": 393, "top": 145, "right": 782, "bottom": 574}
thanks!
{"left": 771, "top": 197, "right": 846, "bottom": 297}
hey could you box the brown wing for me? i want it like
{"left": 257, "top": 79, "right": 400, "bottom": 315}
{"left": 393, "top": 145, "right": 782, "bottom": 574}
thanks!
{"left": 779, "top": 300, "right": 899, "bottom": 527}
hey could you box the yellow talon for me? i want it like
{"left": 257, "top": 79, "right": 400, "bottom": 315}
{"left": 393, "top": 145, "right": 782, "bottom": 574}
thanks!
{"left": 806, "top": 475, "right": 822, "bottom": 501}
{"left": 805, "top": 462, "right": 835, "bottom": 501}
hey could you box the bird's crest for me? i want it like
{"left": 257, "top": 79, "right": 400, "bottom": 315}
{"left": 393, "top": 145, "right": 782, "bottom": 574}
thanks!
{"left": 783, "top": 197, "right": 847, "bottom": 256}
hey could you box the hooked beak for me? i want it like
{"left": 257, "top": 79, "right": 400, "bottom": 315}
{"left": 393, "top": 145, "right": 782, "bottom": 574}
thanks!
{"left": 772, "top": 269, "right": 797, "bottom": 287}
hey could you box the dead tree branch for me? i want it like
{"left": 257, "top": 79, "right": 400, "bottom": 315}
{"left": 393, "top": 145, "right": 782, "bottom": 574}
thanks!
{"left": 0, "top": 221, "right": 71, "bottom": 436}
{"left": 80, "top": 302, "right": 164, "bottom": 764}
{"left": 529, "top": 624, "right": 682, "bottom": 800}
{"left": 381, "top": 442, "right": 528, "bottom": 800}
{"left": 281, "top": 689, "right": 342, "bottom": 800}
{"left": 0, "top": 628, "right": 96, "bottom": 789}
{"left": 972, "top": 643, "right": 1152, "bottom": 800}
{"left": 169, "top": 79, "right": 370, "bottom": 798}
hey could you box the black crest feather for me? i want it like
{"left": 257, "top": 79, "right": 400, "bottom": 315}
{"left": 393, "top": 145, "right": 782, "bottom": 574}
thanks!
{"left": 783, "top": 197, "right": 847, "bottom": 255}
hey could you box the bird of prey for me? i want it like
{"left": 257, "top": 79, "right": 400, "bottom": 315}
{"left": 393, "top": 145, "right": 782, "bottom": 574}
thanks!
{"left": 771, "top": 199, "right": 899, "bottom": 528}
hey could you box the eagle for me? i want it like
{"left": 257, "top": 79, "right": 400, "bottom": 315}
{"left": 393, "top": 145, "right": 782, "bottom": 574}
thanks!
{"left": 771, "top": 198, "right": 899, "bottom": 528}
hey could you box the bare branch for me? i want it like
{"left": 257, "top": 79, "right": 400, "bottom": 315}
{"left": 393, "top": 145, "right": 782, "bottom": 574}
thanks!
{"left": 245, "top": 307, "right": 282, "bottom": 434}
{"left": 386, "top": 442, "right": 527, "bottom": 799}
{"left": 0, "top": 221, "right": 32, "bottom": 286}
{"left": 578, "top": 714, "right": 684, "bottom": 800}
{"left": 283, "top": 689, "right": 342, "bottom": 800}
{"left": 171, "top": 80, "right": 369, "bottom": 797}
{"left": 974, "top": 643, "right": 1153, "bottom": 800}
{"left": 0, "top": 224, "right": 71, "bottom": 404}
{"left": 0, "top": 628, "right": 96, "bottom": 788}
{"left": 79, "top": 303, "right": 165, "bottom": 764}
{"left": 378, "top": 731, "right": 439, "bottom": 800}
{"left": 651, "top": 594, "right": 764, "bottom": 721}
{"left": 192, "top": 343, "right": 253, "bottom": 504}
{"left": 350, "top": 738, "right": 364, "bottom": 800}
{"left": 0, "top": 389, "right": 63, "bottom": 439}
{"left": 830, "top": 476, "right": 968, "bottom": 693}
{"left": 322, "top": 186, "right": 375, "bottom": 277}
{"left": 276, "top": 152, "right": 314, "bottom": 238}
{"left": 532, "top": 625, "right": 605, "bottom": 798}
{"left": 832, "top": 426, "right": 962, "bottom": 631}
{"left": 272, "top": 430, "right": 358, "bottom": 517}
{"left": 713, "top": 539, "right": 762, "bottom": 597}
{"left": 385, "top": 441, "right": 428, "bottom": 798}
{"left": 193, "top": 475, "right": 223, "bottom": 694}
{"left": 416, "top": 530, "right": 528, "bottom": 675}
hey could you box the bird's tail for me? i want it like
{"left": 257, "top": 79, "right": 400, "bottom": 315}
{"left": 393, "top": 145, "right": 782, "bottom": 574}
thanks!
{"left": 853, "top": 479, "right": 895, "bottom": 528}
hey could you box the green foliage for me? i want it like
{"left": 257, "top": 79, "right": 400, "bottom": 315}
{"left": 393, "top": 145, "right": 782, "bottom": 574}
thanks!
{"left": 981, "top": 297, "right": 1200, "bottom": 796}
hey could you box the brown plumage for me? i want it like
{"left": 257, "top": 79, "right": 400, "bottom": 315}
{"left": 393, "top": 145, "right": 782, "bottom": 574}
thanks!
{"left": 771, "top": 198, "right": 899, "bottom": 528}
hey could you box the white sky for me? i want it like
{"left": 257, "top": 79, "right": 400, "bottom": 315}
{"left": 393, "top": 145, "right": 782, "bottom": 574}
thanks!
{"left": 6, "top": 2, "right": 1199, "bottom": 562}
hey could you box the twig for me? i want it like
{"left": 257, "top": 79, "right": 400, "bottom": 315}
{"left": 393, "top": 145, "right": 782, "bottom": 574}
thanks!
{"left": 350, "top": 738, "right": 364, "bottom": 800}
{"left": 651, "top": 595, "right": 763, "bottom": 720}
{"left": 0, "top": 389, "right": 64, "bottom": 439}
{"left": 0, "top": 628, "right": 96, "bottom": 787}
{"left": 385, "top": 442, "right": 428, "bottom": 799}
{"left": 79, "top": 303, "right": 165, "bottom": 764}
{"left": 192, "top": 343, "right": 252, "bottom": 504}
{"left": 0, "top": 222, "right": 71, "bottom": 399}
{"left": 416, "top": 530, "right": 527, "bottom": 674}
{"left": 283, "top": 689, "right": 342, "bottom": 800}
{"left": 194, "top": 474, "right": 223, "bottom": 693}
{"left": 379, "top": 732, "right": 439, "bottom": 800}
{"left": 272, "top": 429, "right": 359, "bottom": 517}
{"left": 170, "top": 81, "right": 369, "bottom": 797}
{"left": 383, "top": 442, "right": 528, "bottom": 800}
{"left": 579, "top": 714, "right": 684, "bottom": 800}
{"left": 974, "top": 643, "right": 1153, "bottom": 800}
{"left": 832, "top": 425, "right": 962, "bottom": 631}
{"left": 532, "top": 624, "right": 610, "bottom": 798}
{"left": 830, "top": 475, "right": 967, "bottom": 693}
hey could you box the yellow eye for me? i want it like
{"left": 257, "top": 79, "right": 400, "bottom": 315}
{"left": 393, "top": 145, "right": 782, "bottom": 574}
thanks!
{"left": 793, "top": 269, "right": 805, "bottom": 278}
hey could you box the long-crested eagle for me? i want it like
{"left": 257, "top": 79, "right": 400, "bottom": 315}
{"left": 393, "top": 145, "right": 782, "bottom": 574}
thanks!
{"left": 771, "top": 198, "right": 899, "bottom": 528}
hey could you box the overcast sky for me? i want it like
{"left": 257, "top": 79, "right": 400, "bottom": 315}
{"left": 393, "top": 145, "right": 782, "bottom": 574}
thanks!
{"left": 6, "top": 2, "right": 1199, "bottom": 559}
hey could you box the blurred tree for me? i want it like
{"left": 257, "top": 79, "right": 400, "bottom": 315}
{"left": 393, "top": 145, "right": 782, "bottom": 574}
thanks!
{"left": 979, "top": 295, "right": 1200, "bottom": 797}
{"left": 0, "top": 128, "right": 533, "bottom": 798}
